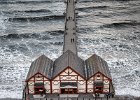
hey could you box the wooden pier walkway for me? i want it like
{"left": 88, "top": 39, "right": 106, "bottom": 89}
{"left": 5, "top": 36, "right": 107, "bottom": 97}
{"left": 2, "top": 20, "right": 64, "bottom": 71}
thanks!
{"left": 63, "top": 0, "right": 77, "bottom": 54}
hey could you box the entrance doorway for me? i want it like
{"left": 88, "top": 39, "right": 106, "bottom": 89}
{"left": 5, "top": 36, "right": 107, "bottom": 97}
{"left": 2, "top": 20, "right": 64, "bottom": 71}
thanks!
{"left": 35, "top": 87, "right": 45, "bottom": 94}
{"left": 94, "top": 81, "right": 103, "bottom": 93}
{"left": 60, "top": 82, "right": 78, "bottom": 94}
{"left": 94, "top": 86, "right": 103, "bottom": 93}
{"left": 34, "top": 83, "right": 45, "bottom": 94}
{"left": 61, "top": 88, "right": 77, "bottom": 94}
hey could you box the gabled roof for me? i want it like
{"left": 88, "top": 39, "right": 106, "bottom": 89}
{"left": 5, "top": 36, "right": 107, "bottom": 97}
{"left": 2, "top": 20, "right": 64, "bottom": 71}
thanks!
{"left": 26, "top": 55, "right": 53, "bottom": 81}
{"left": 85, "top": 54, "right": 112, "bottom": 80}
{"left": 52, "top": 50, "right": 85, "bottom": 78}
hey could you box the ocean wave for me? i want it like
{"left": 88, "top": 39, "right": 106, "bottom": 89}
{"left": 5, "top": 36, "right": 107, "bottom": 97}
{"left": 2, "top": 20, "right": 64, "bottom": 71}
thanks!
{"left": 77, "top": 27, "right": 96, "bottom": 34}
{"left": 8, "top": 15, "right": 65, "bottom": 22}
{"left": 123, "top": 34, "right": 140, "bottom": 41}
{"left": 0, "top": 30, "right": 64, "bottom": 40}
{"left": 101, "top": 21, "right": 140, "bottom": 28}
{"left": 78, "top": 0, "right": 96, "bottom": 3}
{"left": 78, "top": 0, "right": 131, "bottom": 3}
{"left": 112, "top": 0, "right": 131, "bottom": 1}
{"left": 24, "top": 9, "right": 52, "bottom": 13}
{"left": 77, "top": 6, "right": 108, "bottom": 11}
{"left": 0, "top": 33, "right": 41, "bottom": 39}
{"left": 48, "top": 30, "right": 64, "bottom": 36}
{"left": 3, "top": 9, "right": 52, "bottom": 14}
{"left": 0, "top": 0, "right": 52, "bottom": 4}
{"left": 50, "top": 41, "right": 63, "bottom": 45}
{"left": 0, "top": 33, "right": 50, "bottom": 40}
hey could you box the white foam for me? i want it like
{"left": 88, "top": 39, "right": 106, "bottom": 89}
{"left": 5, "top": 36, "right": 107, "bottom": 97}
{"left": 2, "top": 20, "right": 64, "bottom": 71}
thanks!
{"left": 0, "top": 14, "right": 7, "bottom": 32}
{"left": 0, "top": 85, "right": 22, "bottom": 99}
{"left": 116, "top": 88, "right": 140, "bottom": 97}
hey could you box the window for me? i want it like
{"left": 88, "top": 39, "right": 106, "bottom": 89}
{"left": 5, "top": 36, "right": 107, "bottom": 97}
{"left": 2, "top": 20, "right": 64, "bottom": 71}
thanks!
{"left": 35, "top": 87, "right": 45, "bottom": 94}
{"left": 61, "top": 88, "right": 77, "bottom": 94}
{"left": 95, "top": 86, "right": 103, "bottom": 93}
{"left": 34, "top": 83, "right": 45, "bottom": 94}
{"left": 95, "top": 87, "right": 102, "bottom": 91}
{"left": 97, "top": 75, "right": 100, "bottom": 77}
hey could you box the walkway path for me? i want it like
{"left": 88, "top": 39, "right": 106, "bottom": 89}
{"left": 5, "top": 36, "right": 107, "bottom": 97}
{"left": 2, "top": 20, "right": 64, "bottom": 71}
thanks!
{"left": 63, "top": 0, "right": 77, "bottom": 54}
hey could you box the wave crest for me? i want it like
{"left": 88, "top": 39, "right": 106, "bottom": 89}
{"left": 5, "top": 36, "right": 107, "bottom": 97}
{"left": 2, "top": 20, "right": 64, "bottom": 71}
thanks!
{"left": 8, "top": 15, "right": 65, "bottom": 22}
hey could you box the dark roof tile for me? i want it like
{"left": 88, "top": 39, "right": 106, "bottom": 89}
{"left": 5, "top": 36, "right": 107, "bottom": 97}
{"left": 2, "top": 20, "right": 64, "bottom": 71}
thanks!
{"left": 85, "top": 54, "right": 112, "bottom": 79}
{"left": 26, "top": 55, "right": 53, "bottom": 80}
{"left": 52, "top": 50, "right": 86, "bottom": 78}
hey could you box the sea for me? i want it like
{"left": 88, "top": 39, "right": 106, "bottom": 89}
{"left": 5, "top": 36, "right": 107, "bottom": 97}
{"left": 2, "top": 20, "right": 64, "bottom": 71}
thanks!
{"left": 0, "top": 0, "right": 140, "bottom": 98}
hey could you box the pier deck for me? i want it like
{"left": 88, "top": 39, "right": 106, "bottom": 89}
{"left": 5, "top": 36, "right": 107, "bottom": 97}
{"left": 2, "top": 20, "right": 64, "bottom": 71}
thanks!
{"left": 63, "top": 0, "right": 77, "bottom": 54}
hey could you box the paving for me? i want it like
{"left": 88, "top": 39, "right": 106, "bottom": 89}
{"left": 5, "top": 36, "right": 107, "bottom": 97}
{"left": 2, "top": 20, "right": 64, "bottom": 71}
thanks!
{"left": 63, "top": 0, "right": 77, "bottom": 54}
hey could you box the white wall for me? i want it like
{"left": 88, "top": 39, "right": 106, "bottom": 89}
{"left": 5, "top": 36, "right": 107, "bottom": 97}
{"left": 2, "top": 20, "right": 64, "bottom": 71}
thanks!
{"left": 28, "top": 73, "right": 51, "bottom": 94}
{"left": 52, "top": 68, "right": 86, "bottom": 93}
{"left": 87, "top": 73, "right": 110, "bottom": 94}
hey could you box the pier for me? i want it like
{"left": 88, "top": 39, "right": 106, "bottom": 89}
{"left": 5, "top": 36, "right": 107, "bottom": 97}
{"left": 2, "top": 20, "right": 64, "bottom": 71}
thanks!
{"left": 63, "top": 0, "right": 77, "bottom": 54}
{"left": 23, "top": 0, "right": 115, "bottom": 100}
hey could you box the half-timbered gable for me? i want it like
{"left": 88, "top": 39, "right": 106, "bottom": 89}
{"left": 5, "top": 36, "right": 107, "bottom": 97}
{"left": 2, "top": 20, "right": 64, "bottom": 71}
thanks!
{"left": 52, "top": 50, "right": 86, "bottom": 94}
{"left": 85, "top": 54, "right": 114, "bottom": 94}
{"left": 26, "top": 55, "right": 53, "bottom": 94}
